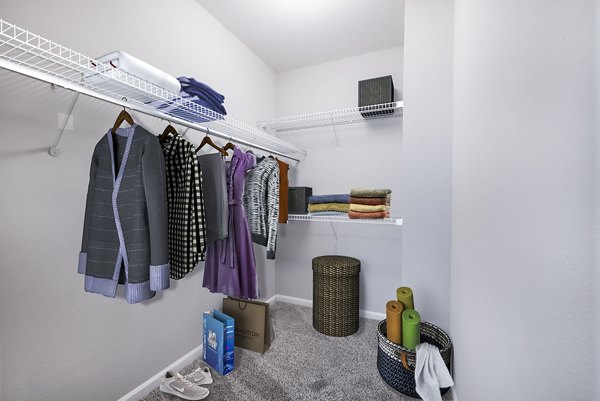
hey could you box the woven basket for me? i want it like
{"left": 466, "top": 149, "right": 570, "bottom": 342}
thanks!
{"left": 377, "top": 319, "right": 452, "bottom": 398}
{"left": 312, "top": 255, "right": 361, "bottom": 337}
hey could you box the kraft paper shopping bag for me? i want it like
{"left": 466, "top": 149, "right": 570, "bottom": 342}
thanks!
{"left": 222, "top": 297, "right": 272, "bottom": 353}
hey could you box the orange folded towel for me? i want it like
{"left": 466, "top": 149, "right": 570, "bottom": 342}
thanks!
{"left": 348, "top": 210, "right": 389, "bottom": 219}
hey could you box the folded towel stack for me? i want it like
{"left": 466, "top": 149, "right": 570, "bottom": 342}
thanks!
{"left": 348, "top": 188, "right": 392, "bottom": 219}
{"left": 308, "top": 194, "right": 350, "bottom": 216}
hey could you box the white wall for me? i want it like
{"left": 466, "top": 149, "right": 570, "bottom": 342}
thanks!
{"left": 402, "top": 0, "right": 454, "bottom": 331}
{"left": 451, "top": 1, "right": 596, "bottom": 400}
{"left": 0, "top": 1, "right": 277, "bottom": 400}
{"left": 274, "top": 47, "right": 405, "bottom": 317}
{"left": 596, "top": 0, "right": 600, "bottom": 398}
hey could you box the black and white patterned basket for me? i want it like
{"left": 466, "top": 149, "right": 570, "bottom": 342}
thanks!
{"left": 376, "top": 319, "right": 453, "bottom": 398}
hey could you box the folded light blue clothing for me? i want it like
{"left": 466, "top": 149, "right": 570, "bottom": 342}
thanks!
{"left": 308, "top": 194, "right": 350, "bottom": 204}
{"left": 308, "top": 211, "right": 348, "bottom": 216}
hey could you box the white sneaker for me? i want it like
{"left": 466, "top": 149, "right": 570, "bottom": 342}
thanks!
{"left": 159, "top": 371, "right": 209, "bottom": 400}
{"left": 185, "top": 366, "right": 213, "bottom": 385}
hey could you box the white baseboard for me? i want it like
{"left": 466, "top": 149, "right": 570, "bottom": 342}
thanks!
{"left": 273, "top": 294, "right": 386, "bottom": 321}
{"left": 360, "top": 309, "right": 386, "bottom": 321}
{"left": 119, "top": 294, "right": 384, "bottom": 400}
{"left": 118, "top": 345, "right": 202, "bottom": 401}
{"left": 262, "top": 294, "right": 278, "bottom": 304}
{"left": 274, "top": 294, "right": 312, "bottom": 308}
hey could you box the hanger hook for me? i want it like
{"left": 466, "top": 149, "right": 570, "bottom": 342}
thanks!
{"left": 205, "top": 127, "right": 210, "bottom": 137}
{"left": 121, "top": 97, "right": 128, "bottom": 111}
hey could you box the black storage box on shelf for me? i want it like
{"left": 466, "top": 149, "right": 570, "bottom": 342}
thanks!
{"left": 358, "top": 75, "right": 395, "bottom": 118}
{"left": 288, "top": 187, "right": 312, "bottom": 214}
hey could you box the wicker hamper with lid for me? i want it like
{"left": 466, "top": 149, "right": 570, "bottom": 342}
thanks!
{"left": 377, "top": 319, "right": 453, "bottom": 398}
{"left": 312, "top": 255, "right": 361, "bottom": 337}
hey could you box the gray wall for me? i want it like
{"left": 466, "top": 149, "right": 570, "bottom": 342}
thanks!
{"left": 401, "top": 0, "right": 454, "bottom": 331}
{"left": 274, "top": 47, "right": 405, "bottom": 317}
{"left": 451, "top": 1, "right": 596, "bottom": 400}
{"left": 273, "top": 2, "right": 455, "bottom": 333}
{"left": 596, "top": 1, "right": 600, "bottom": 399}
{"left": 0, "top": 1, "right": 277, "bottom": 400}
{"left": 1, "top": 1, "right": 598, "bottom": 400}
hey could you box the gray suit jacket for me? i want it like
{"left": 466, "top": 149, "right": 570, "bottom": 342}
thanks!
{"left": 78, "top": 125, "right": 170, "bottom": 303}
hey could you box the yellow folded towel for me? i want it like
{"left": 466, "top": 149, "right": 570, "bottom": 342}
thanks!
{"left": 349, "top": 204, "right": 389, "bottom": 213}
{"left": 308, "top": 203, "right": 351, "bottom": 213}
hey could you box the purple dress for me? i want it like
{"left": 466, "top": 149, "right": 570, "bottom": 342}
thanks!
{"left": 203, "top": 147, "right": 257, "bottom": 299}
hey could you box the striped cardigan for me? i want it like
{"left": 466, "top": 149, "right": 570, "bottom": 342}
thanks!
{"left": 243, "top": 158, "right": 280, "bottom": 259}
{"left": 78, "top": 125, "right": 170, "bottom": 303}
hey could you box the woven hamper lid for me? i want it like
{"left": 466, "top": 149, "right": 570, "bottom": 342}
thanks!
{"left": 312, "top": 255, "right": 361, "bottom": 276}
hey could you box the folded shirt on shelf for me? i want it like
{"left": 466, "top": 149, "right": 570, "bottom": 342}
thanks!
{"left": 349, "top": 204, "right": 389, "bottom": 213}
{"left": 349, "top": 196, "right": 391, "bottom": 206}
{"left": 348, "top": 210, "right": 389, "bottom": 219}
{"left": 308, "top": 194, "right": 351, "bottom": 204}
{"left": 308, "top": 203, "right": 351, "bottom": 213}
{"left": 308, "top": 211, "right": 348, "bottom": 216}
{"left": 148, "top": 77, "right": 227, "bottom": 124}
{"left": 350, "top": 188, "right": 392, "bottom": 198}
{"left": 178, "top": 76, "right": 227, "bottom": 116}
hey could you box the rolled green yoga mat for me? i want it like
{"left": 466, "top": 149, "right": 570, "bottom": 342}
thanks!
{"left": 396, "top": 286, "right": 414, "bottom": 309}
{"left": 402, "top": 309, "right": 421, "bottom": 350}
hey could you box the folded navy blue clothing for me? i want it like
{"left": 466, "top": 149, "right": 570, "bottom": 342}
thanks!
{"left": 149, "top": 77, "right": 227, "bottom": 123}
{"left": 308, "top": 194, "right": 350, "bottom": 204}
{"left": 178, "top": 76, "right": 226, "bottom": 115}
{"left": 180, "top": 85, "right": 226, "bottom": 114}
{"left": 178, "top": 77, "right": 225, "bottom": 103}
{"left": 179, "top": 81, "right": 224, "bottom": 106}
{"left": 151, "top": 92, "right": 225, "bottom": 124}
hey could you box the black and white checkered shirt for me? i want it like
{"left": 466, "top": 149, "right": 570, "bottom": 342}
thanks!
{"left": 161, "top": 135, "right": 206, "bottom": 279}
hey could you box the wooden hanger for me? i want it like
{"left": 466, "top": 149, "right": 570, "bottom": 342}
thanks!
{"left": 112, "top": 108, "right": 134, "bottom": 135}
{"left": 223, "top": 140, "right": 235, "bottom": 153}
{"left": 195, "top": 130, "right": 228, "bottom": 157}
{"left": 159, "top": 123, "right": 178, "bottom": 143}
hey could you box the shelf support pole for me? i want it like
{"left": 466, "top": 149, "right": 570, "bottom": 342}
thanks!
{"left": 329, "top": 222, "right": 338, "bottom": 241}
{"left": 331, "top": 117, "right": 340, "bottom": 149}
{"left": 49, "top": 92, "right": 80, "bottom": 157}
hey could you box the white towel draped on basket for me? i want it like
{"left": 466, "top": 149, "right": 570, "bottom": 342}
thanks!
{"left": 415, "top": 342, "right": 454, "bottom": 401}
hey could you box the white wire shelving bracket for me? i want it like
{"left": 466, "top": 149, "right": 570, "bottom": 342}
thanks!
{"left": 0, "top": 19, "right": 306, "bottom": 161}
{"left": 257, "top": 101, "right": 403, "bottom": 133}
{"left": 288, "top": 214, "right": 403, "bottom": 226}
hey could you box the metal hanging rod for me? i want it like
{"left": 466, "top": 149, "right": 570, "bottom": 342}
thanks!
{"left": 0, "top": 18, "right": 306, "bottom": 161}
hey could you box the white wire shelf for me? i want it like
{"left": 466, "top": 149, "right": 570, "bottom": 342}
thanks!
{"left": 288, "top": 214, "right": 403, "bottom": 226}
{"left": 257, "top": 101, "right": 403, "bottom": 133}
{"left": 0, "top": 19, "right": 306, "bottom": 160}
